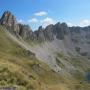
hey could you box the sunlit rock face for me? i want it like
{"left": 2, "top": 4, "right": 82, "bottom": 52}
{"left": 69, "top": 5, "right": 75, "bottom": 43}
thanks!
{"left": 0, "top": 11, "right": 20, "bottom": 34}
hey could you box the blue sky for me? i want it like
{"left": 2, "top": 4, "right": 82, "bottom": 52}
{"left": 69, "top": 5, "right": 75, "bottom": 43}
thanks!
{"left": 0, "top": 0, "right": 90, "bottom": 30}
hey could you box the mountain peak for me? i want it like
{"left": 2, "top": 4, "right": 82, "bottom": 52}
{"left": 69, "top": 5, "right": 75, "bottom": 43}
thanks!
{"left": 0, "top": 11, "right": 19, "bottom": 33}
{"left": 0, "top": 11, "right": 15, "bottom": 23}
{"left": 3, "top": 11, "right": 12, "bottom": 15}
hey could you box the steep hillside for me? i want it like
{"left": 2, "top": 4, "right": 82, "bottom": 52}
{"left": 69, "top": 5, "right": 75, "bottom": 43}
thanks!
{"left": 0, "top": 11, "right": 90, "bottom": 73}
{"left": 0, "top": 26, "right": 63, "bottom": 90}
{"left": 0, "top": 11, "right": 90, "bottom": 90}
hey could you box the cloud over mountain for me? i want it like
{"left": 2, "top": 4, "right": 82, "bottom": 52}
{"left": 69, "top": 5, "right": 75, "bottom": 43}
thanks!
{"left": 41, "top": 17, "right": 56, "bottom": 27}
{"left": 28, "top": 18, "right": 38, "bottom": 23}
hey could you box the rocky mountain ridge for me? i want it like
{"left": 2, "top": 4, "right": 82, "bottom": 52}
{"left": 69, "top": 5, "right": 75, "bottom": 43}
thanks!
{"left": 0, "top": 11, "right": 90, "bottom": 59}
{"left": 0, "top": 11, "right": 70, "bottom": 41}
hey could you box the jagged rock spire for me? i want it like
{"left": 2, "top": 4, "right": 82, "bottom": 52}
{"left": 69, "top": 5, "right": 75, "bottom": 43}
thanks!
{"left": 0, "top": 11, "right": 20, "bottom": 33}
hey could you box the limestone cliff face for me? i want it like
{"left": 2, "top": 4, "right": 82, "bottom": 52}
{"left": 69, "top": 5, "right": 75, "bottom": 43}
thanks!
{"left": 19, "top": 24, "right": 32, "bottom": 39}
{"left": 44, "top": 24, "right": 54, "bottom": 41}
{"left": 0, "top": 11, "right": 19, "bottom": 34}
{"left": 70, "top": 26, "right": 90, "bottom": 58}
{"left": 54, "top": 22, "right": 70, "bottom": 39}
{"left": 34, "top": 26, "right": 45, "bottom": 41}
{"left": 34, "top": 25, "right": 54, "bottom": 41}
{"left": 0, "top": 11, "right": 33, "bottom": 38}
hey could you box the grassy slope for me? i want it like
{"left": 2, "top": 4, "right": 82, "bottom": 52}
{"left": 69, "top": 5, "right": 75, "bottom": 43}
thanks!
{"left": 56, "top": 52, "right": 90, "bottom": 90}
{"left": 0, "top": 26, "right": 90, "bottom": 90}
{"left": 0, "top": 26, "right": 62, "bottom": 90}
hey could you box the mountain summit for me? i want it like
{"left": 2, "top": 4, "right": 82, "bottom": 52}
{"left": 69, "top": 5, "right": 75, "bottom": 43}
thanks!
{"left": 0, "top": 11, "right": 19, "bottom": 33}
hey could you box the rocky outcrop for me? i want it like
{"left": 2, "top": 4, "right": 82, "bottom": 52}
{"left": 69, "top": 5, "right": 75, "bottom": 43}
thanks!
{"left": 19, "top": 24, "right": 32, "bottom": 39}
{"left": 0, "top": 11, "right": 19, "bottom": 34}
{"left": 34, "top": 26, "right": 45, "bottom": 41}
{"left": 44, "top": 24, "right": 54, "bottom": 41}
{"left": 0, "top": 11, "right": 34, "bottom": 39}
{"left": 33, "top": 23, "right": 70, "bottom": 41}
{"left": 54, "top": 22, "right": 69, "bottom": 39}
{"left": 34, "top": 25, "right": 54, "bottom": 41}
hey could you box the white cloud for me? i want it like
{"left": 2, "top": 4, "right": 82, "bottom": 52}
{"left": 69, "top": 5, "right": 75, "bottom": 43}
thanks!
{"left": 67, "top": 19, "right": 90, "bottom": 27}
{"left": 34, "top": 11, "right": 47, "bottom": 16}
{"left": 28, "top": 18, "right": 38, "bottom": 23}
{"left": 41, "top": 17, "right": 55, "bottom": 27}
{"left": 78, "top": 19, "right": 90, "bottom": 27}
{"left": 17, "top": 19, "right": 24, "bottom": 23}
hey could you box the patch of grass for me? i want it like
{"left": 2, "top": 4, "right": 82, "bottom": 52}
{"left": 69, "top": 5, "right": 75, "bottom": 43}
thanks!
{"left": 56, "top": 57, "right": 65, "bottom": 68}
